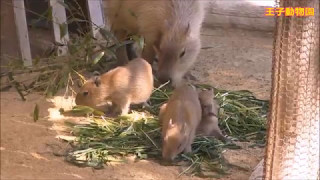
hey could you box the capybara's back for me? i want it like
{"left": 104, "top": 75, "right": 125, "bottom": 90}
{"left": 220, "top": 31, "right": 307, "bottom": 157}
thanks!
{"left": 104, "top": 0, "right": 206, "bottom": 85}
{"left": 124, "top": 58, "right": 154, "bottom": 103}
{"left": 105, "top": 1, "right": 167, "bottom": 37}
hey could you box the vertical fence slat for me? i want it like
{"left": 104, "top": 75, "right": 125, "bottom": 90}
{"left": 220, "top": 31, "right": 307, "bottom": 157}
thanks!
{"left": 50, "top": 0, "right": 69, "bottom": 56}
{"left": 87, "top": 0, "right": 105, "bottom": 38}
{"left": 12, "top": 0, "right": 32, "bottom": 67}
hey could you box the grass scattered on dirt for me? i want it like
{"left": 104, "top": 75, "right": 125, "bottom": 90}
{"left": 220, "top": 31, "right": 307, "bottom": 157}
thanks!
{"left": 59, "top": 84, "right": 268, "bottom": 177}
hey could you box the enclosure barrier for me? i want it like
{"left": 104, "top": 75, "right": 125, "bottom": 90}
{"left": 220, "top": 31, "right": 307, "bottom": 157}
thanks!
{"left": 251, "top": 0, "right": 319, "bottom": 179}
{"left": 12, "top": 0, "right": 105, "bottom": 66}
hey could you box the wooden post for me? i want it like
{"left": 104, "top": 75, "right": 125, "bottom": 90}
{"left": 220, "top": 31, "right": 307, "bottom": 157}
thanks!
{"left": 86, "top": 0, "right": 105, "bottom": 38}
{"left": 12, "top": 0, "right": 32, "bottom": 67}
{"left": 49, "top": 0, "right": 69, "bottom": 56}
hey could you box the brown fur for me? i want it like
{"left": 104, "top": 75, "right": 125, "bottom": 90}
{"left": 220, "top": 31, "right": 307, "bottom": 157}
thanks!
{"left": 104, "top": 0, "right": 206, "bottom": 86}
{"left": 159, "top": 84, "right": 202, "bottom": 161}
{"left": 197, "top": 89, "right": 227, "bottom": 142}
{"left": 75, "top": 58, "right": 153, "bottom": 115}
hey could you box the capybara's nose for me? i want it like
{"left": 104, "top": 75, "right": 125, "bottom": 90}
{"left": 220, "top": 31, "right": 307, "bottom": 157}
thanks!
{"left": 163, "top": 156, "right": 174, "bottom": 162}
{"left": 162, "top": 152, "right": 174, "bottom": 162}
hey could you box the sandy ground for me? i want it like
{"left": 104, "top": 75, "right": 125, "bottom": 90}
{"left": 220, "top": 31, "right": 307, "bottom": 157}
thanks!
{"left": 0, "top": 26, "right": 272, "bottom": 180}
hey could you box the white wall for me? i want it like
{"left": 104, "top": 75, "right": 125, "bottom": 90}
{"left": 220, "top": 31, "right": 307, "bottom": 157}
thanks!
{"left": 203, "top": 0, "right": 276, "bottom": 31}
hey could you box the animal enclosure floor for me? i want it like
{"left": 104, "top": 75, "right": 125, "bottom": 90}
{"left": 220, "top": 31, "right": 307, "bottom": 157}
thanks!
{"left": 192, "top": 27, "right": 273, "bottom": 100}
{"left": 0, "top": 27, "right": 272, "bottom": 180}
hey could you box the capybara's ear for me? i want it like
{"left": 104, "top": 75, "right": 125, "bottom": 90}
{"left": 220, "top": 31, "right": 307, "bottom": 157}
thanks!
{"left": 93, "top": 76, "right": 101, "bottom": 87}
{"left": 159, "top": 103, "right": 168, "bottom": 114}
{"left": 77, "top": 79, "right": 83, "bottom": 88}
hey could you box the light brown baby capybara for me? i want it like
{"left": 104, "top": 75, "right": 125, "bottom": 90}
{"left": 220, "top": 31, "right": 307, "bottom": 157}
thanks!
{"left": 104, "top": 0, "right": 206, "bottom": 86}
{"left": 197, "top": 88, "right": 227, "bottom": 142}
{"left": 159, "top": 84, "right": 202, "bottom": 161}
{"left": 75, "top": 58, "right": 153, "bottom": 115}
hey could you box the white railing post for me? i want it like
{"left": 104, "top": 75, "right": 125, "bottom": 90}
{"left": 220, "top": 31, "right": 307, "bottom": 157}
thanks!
{"left": 86, "top": 0, "right": 105, "bottom": 39}
{"left": 12, "top": 0, "right": 32, "bottom": 67}
{"left": 50, "top": 0, "right": 69, "bottom": 56}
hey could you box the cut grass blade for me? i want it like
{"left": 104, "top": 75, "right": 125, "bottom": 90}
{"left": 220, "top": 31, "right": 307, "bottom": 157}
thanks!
{"left": 33, "top": 104, "right": 39, "bottom": 122}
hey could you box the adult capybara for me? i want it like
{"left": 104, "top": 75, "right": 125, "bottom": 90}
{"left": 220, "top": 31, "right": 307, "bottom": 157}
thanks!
{"left": 104, "top": 0, "right": 206, "bottom": 86}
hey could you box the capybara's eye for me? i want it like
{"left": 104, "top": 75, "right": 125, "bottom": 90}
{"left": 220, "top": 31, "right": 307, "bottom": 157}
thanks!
{"left": 83, "top": 91, "right": 89, "bottom": 96}
{"left": 179, "top": 49, "right": 185, "bottom": 58}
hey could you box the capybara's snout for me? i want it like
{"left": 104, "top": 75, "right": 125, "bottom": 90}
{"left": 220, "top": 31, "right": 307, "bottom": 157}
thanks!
{"left": 158, "top": 72, "right": 172, "bottom": 84}
{"left": 157, "top": 67, "right": 173, "bottom": 85}
{"left": 162, "top": 150, "right": 174, "bottom": 162}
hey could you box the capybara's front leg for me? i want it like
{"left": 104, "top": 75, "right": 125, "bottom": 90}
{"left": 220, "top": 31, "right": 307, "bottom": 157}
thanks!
{"left": 114, "top": 29, "right": 130, "bottom": 65}
{"left": 141, "top": 32, "right": 159, "bottom": 64}
{"left": 115, "top": 46, "right": 129, "bottom": 65}
{"left": 142, "top": 45, "right": 155, "bottom": 64}
{"left": 118, "top": 97, "right": 131, "bottom": 115}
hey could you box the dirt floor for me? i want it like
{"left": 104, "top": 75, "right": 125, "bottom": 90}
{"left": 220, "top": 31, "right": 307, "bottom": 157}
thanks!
{"left": 0, "top": 26, "right": 272, "bottom": 180}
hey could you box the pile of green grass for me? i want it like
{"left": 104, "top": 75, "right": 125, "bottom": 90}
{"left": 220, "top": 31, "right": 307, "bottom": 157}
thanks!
{"left": 61, "top": 85, "right": 268, "bottom": 177}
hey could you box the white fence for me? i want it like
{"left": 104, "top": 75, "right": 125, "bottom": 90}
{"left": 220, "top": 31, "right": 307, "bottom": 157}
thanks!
{"left": 12, "top": 0, "right": 105, "bottom": 67}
